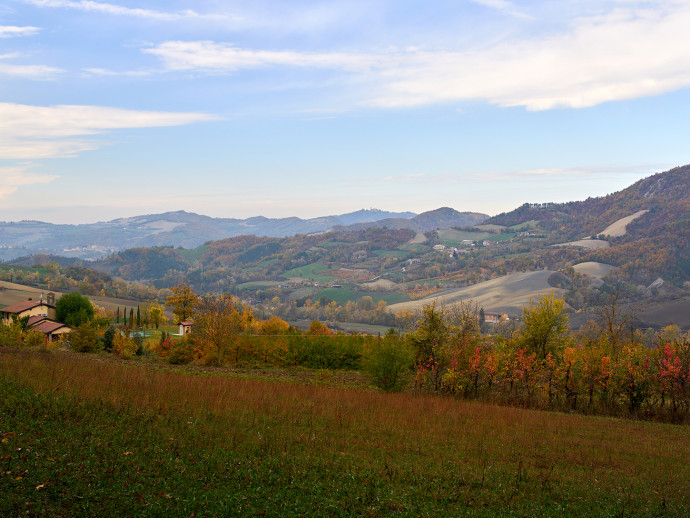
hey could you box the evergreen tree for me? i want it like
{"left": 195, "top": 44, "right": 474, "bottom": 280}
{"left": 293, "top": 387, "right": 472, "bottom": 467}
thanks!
{"left": 129, "top": 308, "right": 134, "bottom": 327}
{"left": 136, "top": 305, "right": 141, "bottom": 327}
{"left": 116, "top": 306, "right": 120, "bottom": 324}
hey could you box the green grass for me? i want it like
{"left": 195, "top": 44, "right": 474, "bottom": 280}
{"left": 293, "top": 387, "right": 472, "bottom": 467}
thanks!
{"left": 282, "top": 263, "right": 336, "bottom": 282}
{"left": 173, "top": 244, "right": 209, "bottom": 263}
{"left": 236, "top": 281, "right": 281, "bottom": 291}
{"left": 317, "top": 241, "right": 349, "bottom": 249}
{"left": 1, "top": 349, "right": 689, "bottom": 517}
{"left": 372, "top": 250, "right": 411, "bottom": 259}
{"left": 318, "top": 287, "right": 410, "bottom": 305}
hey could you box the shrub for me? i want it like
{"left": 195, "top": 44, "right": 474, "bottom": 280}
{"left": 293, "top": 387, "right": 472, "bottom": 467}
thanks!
{"left": 169, "top": 338, "right": 194, "bottom": 365}
{"left": 22, "top": 329, "right": 46, "bottom": 349}
{"left": 362, "top": 334, "right": 414, "bottom": 392}
{"left": 113, "top": 333, "right": 138, "bottom": 359}
{"left": 69, "top": 322, "right": 102, "bottom": 353}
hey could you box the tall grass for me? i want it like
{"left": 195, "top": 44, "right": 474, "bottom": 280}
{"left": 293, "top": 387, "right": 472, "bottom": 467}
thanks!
{"left": 2, "top": 347, "right": 689, "bottom": 516}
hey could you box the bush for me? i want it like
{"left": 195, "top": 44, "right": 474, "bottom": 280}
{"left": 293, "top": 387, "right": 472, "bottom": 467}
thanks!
{"left": 363, "top": 334, "right": 414, "bottom": 392}
{"left": 69, "top": 322, "right": 102, "bottom": 353}
{"left": 22, "top": 329, "right": 46, "bottom": 349}
{"left": 113, "top": 333, "right": 138, "bottom": 359}
{"left": 101, "top": 326, "right": 116, "bottom": 352}
{"left": 168, "top": 338, "right": 194, "bottom": 365}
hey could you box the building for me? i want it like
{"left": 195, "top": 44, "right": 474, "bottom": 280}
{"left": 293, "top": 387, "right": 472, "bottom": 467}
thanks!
{"left": 484, "top": 312, "right": 509, "bottom": 324}
{"left": 26, "top": 316, "right": 71, "bottom": 342}
{"left": 179, "top": 321, "right": 193, "bottom": 335}
{"left": 0, "top": 297, "right": 56, "bottom": 326}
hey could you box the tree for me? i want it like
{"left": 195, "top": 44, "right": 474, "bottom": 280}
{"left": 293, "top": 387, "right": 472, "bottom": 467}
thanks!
{"left": 149, "top": 302, "right": 166, "bottom": 329}
{"left": 192, "top": 293, "right": 242, "bottom": 365}
{"left": 56, "top": 291, "right": 94, "bottom": 327}
{"left": 136, "top": 305, "right": 141, "bottom": 327}
{"left": 166, "top": 283, "right": 198, "bottom": 324}
{"left": 116, "top": 306, "right": 120, "bottom": 324}
{"left": 519, "top": 293, "right": 569, "bottom": 360}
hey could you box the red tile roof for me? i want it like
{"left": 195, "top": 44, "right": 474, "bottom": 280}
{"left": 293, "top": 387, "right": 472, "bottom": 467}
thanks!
{"left": 1, "top": 300, "right": 54, "bottom": 314}
{"left": 31, "top": 320, "right": 70, "bottom": 334}
{"left": 27, "top": 315, "right": 49, "bottom": 326}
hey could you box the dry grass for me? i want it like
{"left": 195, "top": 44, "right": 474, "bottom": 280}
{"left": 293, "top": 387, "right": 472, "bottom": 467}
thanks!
{"left": 2, "top": 347, "right": 689, "bottom": 515}
{"left": 390, "top": 270, "right": 565, "bottom": 314}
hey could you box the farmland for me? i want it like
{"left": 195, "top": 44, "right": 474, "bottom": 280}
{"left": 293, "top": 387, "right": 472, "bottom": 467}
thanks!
{"left": 1, "top": 348, "right": 689, "bottom": 516}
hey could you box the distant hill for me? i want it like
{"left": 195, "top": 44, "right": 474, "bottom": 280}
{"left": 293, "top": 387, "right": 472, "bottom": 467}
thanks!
{"left": 336, "top": 207, "right": 488, "bottom": 232}
{"left": 489, "top": 164, "right": 690, "bottom": 284}
{"left": 0, "top": 208, "right": 417, "bottom": 260}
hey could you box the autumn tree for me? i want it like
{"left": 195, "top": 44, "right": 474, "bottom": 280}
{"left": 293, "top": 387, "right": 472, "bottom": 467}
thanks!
{"left": 192, "top": 293, "right": 243, "bottom": 365}
{"left": 166, "top": 283, "right": 198, "bottom": 324}
{"left": 148, "top": 302, "right": 166, "bottom": 329}
{"left": 519, "top": 293, "right": 569, "bottom": 360}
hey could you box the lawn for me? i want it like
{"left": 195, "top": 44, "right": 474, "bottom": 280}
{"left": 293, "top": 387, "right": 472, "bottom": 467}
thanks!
{"left": 1, "top": 348, "right": 688, "bottom": 516}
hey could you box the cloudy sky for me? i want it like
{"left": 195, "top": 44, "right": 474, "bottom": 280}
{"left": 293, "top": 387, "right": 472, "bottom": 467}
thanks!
{"left": 1, "top": 0, "right": 689, "bottom": 223}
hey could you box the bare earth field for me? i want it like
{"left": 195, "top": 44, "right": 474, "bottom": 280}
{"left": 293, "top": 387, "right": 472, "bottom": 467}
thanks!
{"left": 573, "top": 261, "right": 615, "bottom": 287}
{"left": 637, "top": 297, "right": 690, "bottom": 330}
{"left": 553, "top": 238, "right": 610, "bottom": 249}
{"left": 601, "top": 209, "right": 649, "bottom": 237}
{"left": 359, "top": 278, "right": 398, "bottom": 290}
{"left": 388, "top": 270, "right": 565, "bottom": 315}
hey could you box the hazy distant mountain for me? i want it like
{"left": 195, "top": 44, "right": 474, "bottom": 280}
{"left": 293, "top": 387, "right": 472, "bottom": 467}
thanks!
{"left": 0, "top": 208, "right": 417, "bottom": 261}
{"left": 337, "top": 207, "right": 489, "bottom": 232}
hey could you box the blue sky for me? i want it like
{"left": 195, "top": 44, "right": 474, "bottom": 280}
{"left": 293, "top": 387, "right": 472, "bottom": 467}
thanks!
{"left": 1, "top": 0, "right": 689, "bottom": 223}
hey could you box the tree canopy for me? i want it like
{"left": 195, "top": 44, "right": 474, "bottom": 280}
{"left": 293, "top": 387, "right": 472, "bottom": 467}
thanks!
{"left": 55, "top": 291, "right": 94, "bottom": 327}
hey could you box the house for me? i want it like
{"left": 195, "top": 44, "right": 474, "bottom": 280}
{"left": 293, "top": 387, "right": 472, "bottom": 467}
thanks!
{"left": 1, "top": 297, "right": 56, "bottom": 326}
{"left": 179, "top": 321, "right": 193, "bottom": 335}
{"left": 484, "top": 312, "right": 509, "bottom": 324}
{"left": 26, "top": 316, "right": 71, "bottom": 342}
{"left": 433, "top": 244, "right": 446, "bottom": 251}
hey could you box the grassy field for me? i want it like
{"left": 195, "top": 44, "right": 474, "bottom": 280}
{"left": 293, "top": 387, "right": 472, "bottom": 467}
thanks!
{"left": 282, "top": 263, "right": 336, "bottom": 283}
{"left": 390, "top": 271, "right": 564, "bottom": 314}
{"left": 372, "top": 250, "right": 411, "bottom": 259}
{"left": 1, "top": 348, "right": 688, "bottom": 516}
{"left": 173, "top": 244, "right": 209, "bottom": 263}
{"left": 318, "top": 287, "right": 410, "bottom": 305}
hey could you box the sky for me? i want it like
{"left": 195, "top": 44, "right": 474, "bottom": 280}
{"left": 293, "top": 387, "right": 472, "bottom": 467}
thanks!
{"left": 1, "top": 0, "right": 689, "bottom": 224}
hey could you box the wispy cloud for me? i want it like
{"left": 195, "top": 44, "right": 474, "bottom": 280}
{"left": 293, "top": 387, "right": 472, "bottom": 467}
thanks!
{"left": 0, "top": 164, "right": 57, "bottom": 199}
{"left": 0, "top": 25, "right": 41, "bottom": 37}
{"left": 0, "top": 102, "right": 219, "bottom": 159}
{"left": 82, "top": 67, "right": 154, "bottom": 77}
{"left": 0, "top": 53, "right": 62, "bottom": 79}
{"left": 144, "top": 41, "right": 386, "bottom": 73}
{"left": 469, "top": 0, "right": 531, "bottom": 19}
{"left": 21, "top": 0, "right": 237, "bottom": 22}
{"left": 142, "top": 3, "right": 690, "bottom": 111}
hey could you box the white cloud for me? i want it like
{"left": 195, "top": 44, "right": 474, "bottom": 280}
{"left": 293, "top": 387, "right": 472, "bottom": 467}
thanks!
{"left": 21, "top": 0, "right": 237, "bottom": 22}
{"left": 144, "top": 41, "right": 387, "bottom": 73}
{"left": 0, "top": 102, "right": 219, "bottom": 159}
{"left": 143, "top": 3, "right": 690, "bottom": 111}
{"left": 469, "top": 0, "right": 531, "bottom": 19}
{"left": 0, "top": 164, "right": 58, "bottom": 199}
{"left": 0, "top": 52, "right": 62, "bottom": 79}
{"left": 0, "top": 25, "right": 41, "bottom": 37}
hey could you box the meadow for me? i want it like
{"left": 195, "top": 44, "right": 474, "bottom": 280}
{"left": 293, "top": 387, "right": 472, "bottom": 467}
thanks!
{"left": 1, "top": 347, "right": 689, "bottom": 517}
